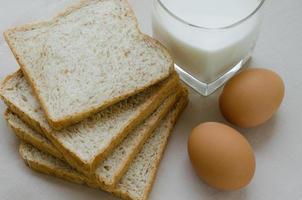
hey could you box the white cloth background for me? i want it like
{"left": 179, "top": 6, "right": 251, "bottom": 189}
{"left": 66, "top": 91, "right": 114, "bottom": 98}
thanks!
{"left": 0, "top": 0, "right": 301, "bottom": 199}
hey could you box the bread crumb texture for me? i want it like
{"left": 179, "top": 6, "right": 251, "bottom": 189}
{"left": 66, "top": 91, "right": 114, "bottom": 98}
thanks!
{"left": 5, "top": 0, "right": 173, "bottom": 123}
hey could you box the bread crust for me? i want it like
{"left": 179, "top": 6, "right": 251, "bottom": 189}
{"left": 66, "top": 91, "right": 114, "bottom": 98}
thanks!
{"left": 113, "top": 93, "right": 188, "bottom": 200}
{"left": 5, "top": 110, "right": 64, "bottom": 159}
{"left": 6, "top": 90, "right": 183, "bottom": 189}
{"left": 5, "top": 91, "right": 184, "bottom": 190}
{"left": 19, "top": 142, "right": 96, "bottom": 187}
{"left": 18, "top": 94, "right": 188, "bottom": 200}
{"left": 1, "top": 71, "right": 180, "bottom": 177}
{"left": 98, "top": 90, "right": 182, "bottom": 187}
{"left": 3, "top": 0, "right": 174, "bottom": 130}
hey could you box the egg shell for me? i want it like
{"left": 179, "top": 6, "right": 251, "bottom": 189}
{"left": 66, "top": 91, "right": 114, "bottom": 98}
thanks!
{"left": 219, "top": 68, "right": 285, "bottom": 128}
{"left": 188, "top": 122, "right": 255, "bottom": 191}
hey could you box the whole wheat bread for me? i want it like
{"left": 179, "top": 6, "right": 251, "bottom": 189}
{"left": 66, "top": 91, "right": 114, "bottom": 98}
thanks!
{"left": 4, "top": 0, "right": 174, "bottom": 129}
{"left": 19, "top": 96, "right": 188, "bottom": 200}
{"left": 5, "top": 110, "right": 63, "bottom": 159}
{"left": 5, "top": 87, "right": 183, "bottom": 188}
{"left": 1, "top": 70, "right": 179, "bottom": 175}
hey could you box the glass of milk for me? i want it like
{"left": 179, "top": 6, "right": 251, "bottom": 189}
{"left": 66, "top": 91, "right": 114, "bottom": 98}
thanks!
{"left": 152, "top": 0, "right": 265, "bottom": 95}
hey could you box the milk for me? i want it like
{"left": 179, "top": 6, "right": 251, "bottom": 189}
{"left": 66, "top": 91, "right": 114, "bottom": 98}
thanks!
{"left": 152, "top": 0, "right": 263, "bottom": 83}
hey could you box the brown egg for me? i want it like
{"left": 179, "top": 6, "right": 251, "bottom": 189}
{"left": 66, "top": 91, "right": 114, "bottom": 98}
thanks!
{"left": 188, "top": 122, "right": 255, "bottom": 191}
{"left": 219, "top": 68, "right": 285, "bottom": 128}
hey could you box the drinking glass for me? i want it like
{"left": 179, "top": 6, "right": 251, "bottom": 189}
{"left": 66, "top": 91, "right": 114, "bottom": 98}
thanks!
{"left": 152, "top": 0, "right": 265, "bottom": 95}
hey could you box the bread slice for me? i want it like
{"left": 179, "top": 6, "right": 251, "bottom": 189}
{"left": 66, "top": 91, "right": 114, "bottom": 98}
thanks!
{"left": 5, "top": 110, "right": 63, "bottom": 160}
{"left": 19, "top": 96, "right": 188, "bottom": 200}
{"left": 5, "top": 88, "right": 183, "bottom": 188}
{"left": 4, "top": 0, "right": 174, "bottom": 129}
{"left": 0, "top": 70, "right": 179, "bottom": 175}
{"left": 112, "top": 97, "right": 188, "bottom": 200}
{"left": 20, "top": 142, "right": 96, "bottom": 187}
{"left": 94, "top": 91, "right": 182, "bottom": 187}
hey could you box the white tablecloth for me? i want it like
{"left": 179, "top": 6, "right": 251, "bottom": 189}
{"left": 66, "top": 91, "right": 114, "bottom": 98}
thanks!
{"left": 0, "top": 0, "right": 302, "bottom": 199}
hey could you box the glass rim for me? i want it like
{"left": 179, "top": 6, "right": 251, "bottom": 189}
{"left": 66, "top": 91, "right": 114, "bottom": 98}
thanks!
{"left": 155, "top": 0, "right": 266, "bottom": 30}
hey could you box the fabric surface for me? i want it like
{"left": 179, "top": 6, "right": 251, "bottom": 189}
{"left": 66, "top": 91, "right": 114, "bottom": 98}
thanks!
{"left": 0, "top": 0, "right": 302, "bottom": 199}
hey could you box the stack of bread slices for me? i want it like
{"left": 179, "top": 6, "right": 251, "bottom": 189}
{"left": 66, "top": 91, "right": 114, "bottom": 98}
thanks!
{"left": 0, "top": 0, "right": 188, "bottom": 200}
